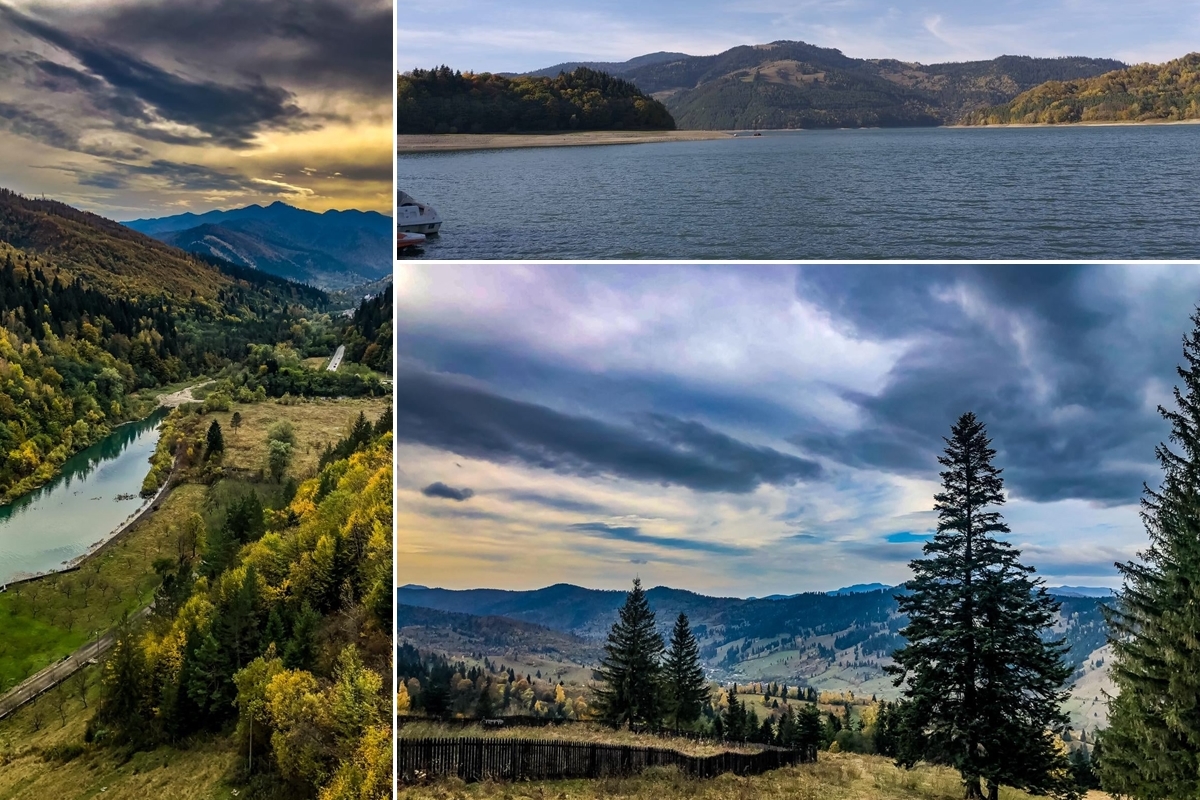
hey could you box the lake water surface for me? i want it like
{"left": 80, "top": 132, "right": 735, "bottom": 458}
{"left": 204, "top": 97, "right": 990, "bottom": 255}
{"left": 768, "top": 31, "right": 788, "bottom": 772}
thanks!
{"left": 399, "top": 125, "right": 1200, "bottom": 260}
{"left": 0, "top": 411, "right": 166, "bottom": 585}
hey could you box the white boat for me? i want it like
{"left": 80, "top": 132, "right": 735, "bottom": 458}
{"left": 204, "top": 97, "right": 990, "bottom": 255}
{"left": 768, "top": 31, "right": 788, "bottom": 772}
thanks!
{"left": 398, "top": 231, "right": 427, "bottom": 250}
{"left": 398, "top": 191, "right": 442, "bottom": 234}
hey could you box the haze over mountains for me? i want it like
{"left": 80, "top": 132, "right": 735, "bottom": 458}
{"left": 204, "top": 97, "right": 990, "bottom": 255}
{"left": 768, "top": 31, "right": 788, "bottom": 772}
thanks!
{"left": 397, "top": 580, "right": 1115, "bottom": 728}
{"left": 125, "top": 202, "right": 393, "bottom": 290}
{"left": 520, "top": 41, "right": 1126, "bottom": 128}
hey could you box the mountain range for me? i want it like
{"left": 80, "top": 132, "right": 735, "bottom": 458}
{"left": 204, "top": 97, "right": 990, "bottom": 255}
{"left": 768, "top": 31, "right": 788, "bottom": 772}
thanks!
{"left": 124, "top": 202, "right": 392, "bottom": 290}
{"left": 396, "top": 580, "right": 1115, "bottom": 728}
{"left": 521, "top": 42, "right": 1127, "bottom": 129}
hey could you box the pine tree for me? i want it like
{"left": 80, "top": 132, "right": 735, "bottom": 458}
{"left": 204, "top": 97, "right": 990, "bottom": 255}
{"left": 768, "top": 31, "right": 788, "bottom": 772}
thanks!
{"left": 283, "top": 601, "right": 320, "bottom": 671}
{"left": 1102, "top": 310, "right": 1200, "bottom": 798}
{"left": 206, "top": 419, "right": 224, "bottom": 457}
{"left": 663, "top": 612, "right": 709, "bottom": 732}
{"left": 889, "top": 412, "right": 1073, "bottom": 800}
{"left": 594, "top": 578, "right": 665, "bottom": 730}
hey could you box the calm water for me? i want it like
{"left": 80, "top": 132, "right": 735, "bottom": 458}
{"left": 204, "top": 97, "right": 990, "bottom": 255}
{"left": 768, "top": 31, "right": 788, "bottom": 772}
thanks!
{"left": 399, "top": 125, "right": 1200, "bottom": 260}
{"left": 0, "top": 410, "right": 165, "bottom": 584}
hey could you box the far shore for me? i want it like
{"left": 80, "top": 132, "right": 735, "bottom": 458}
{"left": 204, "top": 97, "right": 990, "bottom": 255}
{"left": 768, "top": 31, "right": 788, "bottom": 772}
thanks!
{"left": 949, "top": 118, "right": 1200, "bottom": 129}
{"left": 398, "top": 130, "right": 733, "bottom": 153}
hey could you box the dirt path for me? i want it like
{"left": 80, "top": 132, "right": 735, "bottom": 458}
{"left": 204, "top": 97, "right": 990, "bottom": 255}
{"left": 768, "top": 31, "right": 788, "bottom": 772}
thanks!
{"left": 0, "top": 605, "right": 152, "bottom": 721}
{"left": 157, "top": 379, "right": 214, "bottom": 407}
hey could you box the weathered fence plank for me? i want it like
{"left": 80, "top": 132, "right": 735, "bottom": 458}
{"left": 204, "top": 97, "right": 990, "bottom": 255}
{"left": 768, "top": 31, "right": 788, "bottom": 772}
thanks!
{"left": 396, "top": 736, "right": 813, "bottom": 784}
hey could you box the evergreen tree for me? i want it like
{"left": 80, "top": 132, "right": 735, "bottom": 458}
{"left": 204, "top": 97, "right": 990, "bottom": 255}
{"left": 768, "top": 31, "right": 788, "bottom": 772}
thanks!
{"left": 206, "top": 419, "right": 224, "bottom": 457}
{"left": 594, "top": 578, "right": 665, "bottom": 730}
{"left": 1102, "top": 311, "right": 1200, "bottom": 798}
{"left": 283, "top": 601, "right": 320, "bottom": 671}
{"left": 662, "top": 612, "right": 709, "bottom": 732}
{"left": 889, "top": 412, "right": 1073, "bottom": 800}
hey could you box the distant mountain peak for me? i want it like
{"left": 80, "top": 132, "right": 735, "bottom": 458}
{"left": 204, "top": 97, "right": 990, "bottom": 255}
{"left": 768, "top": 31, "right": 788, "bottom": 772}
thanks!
{"left": 122, "top": 202, "right": 392, "bottom": 290}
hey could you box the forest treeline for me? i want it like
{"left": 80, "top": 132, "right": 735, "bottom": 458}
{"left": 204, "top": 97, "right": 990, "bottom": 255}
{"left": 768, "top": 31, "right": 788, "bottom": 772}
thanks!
{"left": 962, "top": 53, "right": 1200, "bottom": 124}
{"left": 342, "top": 284, "right": 392, "bottom": 375}
{"left": 397, "top": 66, "right": 676, "bottom": 134}
{"left": 86, "top": 415, "right": 394, "bottom": 799}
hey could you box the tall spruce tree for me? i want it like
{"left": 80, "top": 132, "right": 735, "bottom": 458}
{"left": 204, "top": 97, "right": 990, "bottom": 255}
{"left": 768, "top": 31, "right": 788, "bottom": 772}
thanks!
{"left": 663, "top": 612, "right": 709, "bottom": 732}
{"left": 1102, "top": 310, "right": 1200, "bottom": 798}
{"left": 889, "top": 412, "right": 1073, "bottom": 800}
{"left": 594, "top": 578, "right": 665, "bottom": 730}
{"left": 206, "top": 419, "right": 224, "bottom": 457}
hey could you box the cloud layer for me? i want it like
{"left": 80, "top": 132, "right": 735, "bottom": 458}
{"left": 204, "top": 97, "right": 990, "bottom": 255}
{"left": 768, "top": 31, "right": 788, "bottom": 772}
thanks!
{"left": 398, "top": 265, "right": 1197, "bottom": 596}
{"left": 0, "top": 1, "right": 391, "bottom": 216}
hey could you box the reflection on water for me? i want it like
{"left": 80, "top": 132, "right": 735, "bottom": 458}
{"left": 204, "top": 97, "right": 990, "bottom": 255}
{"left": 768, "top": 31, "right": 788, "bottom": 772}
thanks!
{"left": 0, "top": 409, "right": 167, "bottom": 584}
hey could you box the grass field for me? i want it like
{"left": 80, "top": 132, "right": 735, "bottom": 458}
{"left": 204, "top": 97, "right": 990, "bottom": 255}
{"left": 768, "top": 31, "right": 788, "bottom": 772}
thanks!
{"left": 398, "top": 751, "right": 1110, "bottom": 800}
{"left": 205, "top": 396, "right": 390, "bottom": 479}
{"left": 397, "top": 721, "right": 764, "bottom": 757}
{"left": 0, "top": 664, "right": 238, "bottom": 800}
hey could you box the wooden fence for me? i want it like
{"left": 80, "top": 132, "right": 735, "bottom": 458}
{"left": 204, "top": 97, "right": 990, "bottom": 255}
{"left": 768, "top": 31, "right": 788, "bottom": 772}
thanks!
{"left": 397, "top": 736, "right": 814, "bottom": 784}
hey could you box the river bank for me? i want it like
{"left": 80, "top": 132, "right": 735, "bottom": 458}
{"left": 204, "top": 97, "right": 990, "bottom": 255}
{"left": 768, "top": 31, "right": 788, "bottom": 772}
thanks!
{"left": 951, "top": 118, "right": 1200, "bottom": 129}
{"left": 398, "top": 130, "right": 732, "bottom": 153}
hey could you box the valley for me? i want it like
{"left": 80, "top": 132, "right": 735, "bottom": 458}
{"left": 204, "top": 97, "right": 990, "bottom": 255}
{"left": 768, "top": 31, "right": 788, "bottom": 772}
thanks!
{"left": 396, "top": 582, "right": 1115, "bottom": 732}
{"left": 0, "top": 186, "right": 393, "bottom": 799}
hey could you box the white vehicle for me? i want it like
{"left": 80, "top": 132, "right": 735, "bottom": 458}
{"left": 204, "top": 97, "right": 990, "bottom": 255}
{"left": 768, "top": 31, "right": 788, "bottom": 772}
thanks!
{"left": 397, "top": 191, "right": 442, "bottom": 234}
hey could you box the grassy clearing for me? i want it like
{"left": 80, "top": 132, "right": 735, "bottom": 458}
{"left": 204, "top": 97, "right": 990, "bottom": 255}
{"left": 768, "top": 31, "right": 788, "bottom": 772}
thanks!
{"left": 0, "top": 484, "right": 206, "bottom": 690}
{"left": 205, "top": 396, "right": 390, "bottom": 479}
{"left": 398, "top": 751, "right": 1107, "bottom": 800}
{"left": 397, "top": 721, "right": 763, "bottom": 757}
{"left": 0, "top": 663, "right": 238, "bottom": 800}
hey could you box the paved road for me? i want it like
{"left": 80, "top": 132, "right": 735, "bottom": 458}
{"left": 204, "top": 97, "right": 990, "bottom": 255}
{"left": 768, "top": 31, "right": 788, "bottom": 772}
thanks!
{"left": 0, "top": 605, "right": 152, "bottom": 721}
{"left": 327, "top": 345, "right": 345, "bottom": 372}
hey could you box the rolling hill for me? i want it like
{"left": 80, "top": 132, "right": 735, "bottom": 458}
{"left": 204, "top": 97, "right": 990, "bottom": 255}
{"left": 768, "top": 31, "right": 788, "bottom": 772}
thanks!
{"left": 397, "top": 582, "right": 1115, "bottom": 729}
{"left": 523, "top": 43, "right": 1125, "bottom": 129}
{"left": 124, "top": 201, "right": 393, "bottom": 289}
{"left": 962, "top": 52, "right": 1200, "bottom": 125}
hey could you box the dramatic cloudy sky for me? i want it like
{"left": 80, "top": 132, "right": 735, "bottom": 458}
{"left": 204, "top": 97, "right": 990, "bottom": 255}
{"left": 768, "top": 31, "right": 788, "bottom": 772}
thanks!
{"left": 397, "top": 264, "right": 1200, "bottom": 597}
{"left": 0, "top": 0, "right": 391, "bottom": 218}
{"left": 398, "top": 0, "right": 1191, "bottom": 74}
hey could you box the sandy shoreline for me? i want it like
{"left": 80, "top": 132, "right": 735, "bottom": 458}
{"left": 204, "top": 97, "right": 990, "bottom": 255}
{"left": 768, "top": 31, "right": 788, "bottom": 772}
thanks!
{"left": 398, "top": 130, "right": 732, "bottom": 153}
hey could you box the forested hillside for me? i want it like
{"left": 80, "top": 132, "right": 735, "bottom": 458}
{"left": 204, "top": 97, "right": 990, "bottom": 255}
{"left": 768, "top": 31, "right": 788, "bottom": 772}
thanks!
{"left": 397, "top": 66, "right": 675, "bottom": 134}
{"left": 0, "top": 189, "right": 340, "bottom": 503}
{"left": 342, "top": 284, "right": 392, "bottom": 375}
{"left": 509, "top": 43, "right": 1124, "bottom": 129}
{"left": 396, "top": 582, "right": 1112, "bottom": 720}
{"left": 962, "top": 53, "right": 1200, "bottom": 124}
{"left": 96, "top": 429, "right": 392, "bottom": 798}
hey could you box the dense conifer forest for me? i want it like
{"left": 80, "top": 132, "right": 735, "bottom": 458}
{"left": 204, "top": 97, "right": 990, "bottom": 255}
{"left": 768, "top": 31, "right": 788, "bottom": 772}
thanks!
{"left": 397, "top": 66, "right": 676, "bottom": 134}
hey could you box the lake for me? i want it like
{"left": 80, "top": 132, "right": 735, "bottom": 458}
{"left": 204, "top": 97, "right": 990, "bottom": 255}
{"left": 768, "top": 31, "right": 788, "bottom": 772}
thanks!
{"left": 0, "top": 411, "right": 166, "bottom": 585}
{"left": 398, "top": 124, "right": 1200, "bottom": 260}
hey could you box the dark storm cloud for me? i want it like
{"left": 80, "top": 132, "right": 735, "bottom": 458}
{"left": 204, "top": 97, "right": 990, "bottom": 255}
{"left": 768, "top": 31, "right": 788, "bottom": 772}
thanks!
{"left": 792, "top": 265, "right": 1190, "bottom": 505}
{"left": 65, "top": 159, "right": 300, "bottom": 194}
{"left": 27, "top": 0, "right": 392, "bottom": 98}
{"left": 568, "top": 522, "right": 744, "bottom": 555}
{"left": 2, "top": 6, "right": 304, "bottom": 149}
{"left": 397, "top": 369, "right": 822, "bottom": 494}
{"left": 503, "top": 491, "right": 613, "bottom": 515}
{"left": 421, "top": 482, "right": 475, "bottom": 502}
